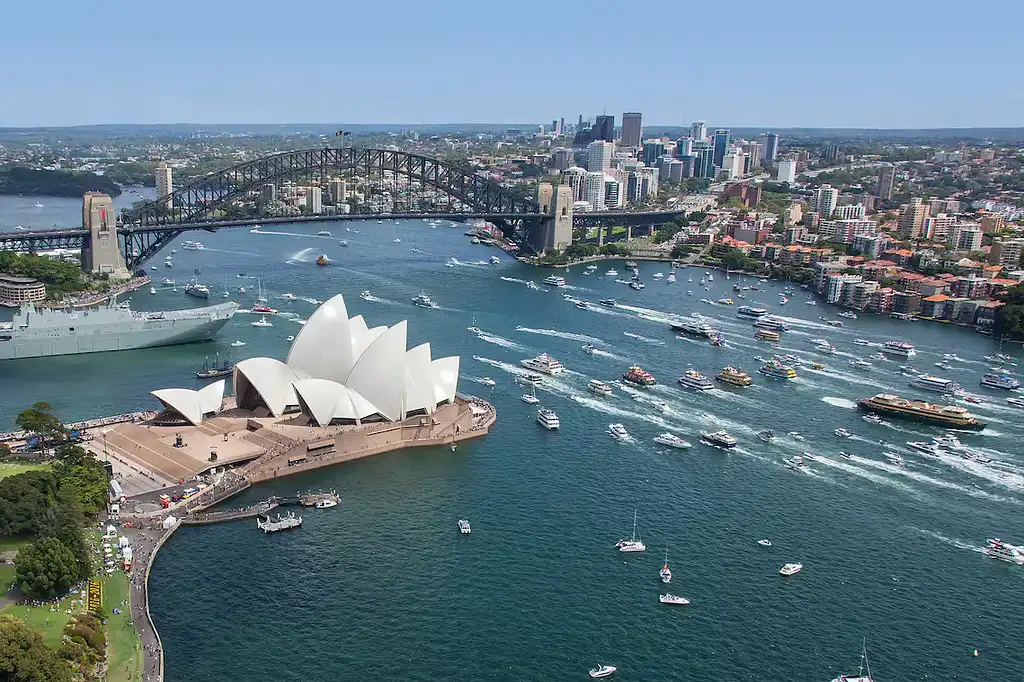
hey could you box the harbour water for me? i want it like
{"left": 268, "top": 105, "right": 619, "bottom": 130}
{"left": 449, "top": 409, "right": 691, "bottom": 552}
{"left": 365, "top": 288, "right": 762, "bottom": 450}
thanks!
{"left": 2, "top": 210, "right": 1023, "bottom": 680}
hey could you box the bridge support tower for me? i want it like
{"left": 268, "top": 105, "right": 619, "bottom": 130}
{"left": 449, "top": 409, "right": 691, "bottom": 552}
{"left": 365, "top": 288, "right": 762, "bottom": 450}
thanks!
{"left": 81, "top": 193, "right": 130, "bottom": 278}
{"left": 530, "top": 183, "right": 574, "bottom": 254}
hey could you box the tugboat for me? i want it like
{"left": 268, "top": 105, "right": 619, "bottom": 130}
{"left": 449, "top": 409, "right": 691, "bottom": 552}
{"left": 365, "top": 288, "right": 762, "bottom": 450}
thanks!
{"left": 316, "top": 253, "right": 331, "bottom": 266}
{"left": 622, "top": 365, "right": 656, "bottom": 386}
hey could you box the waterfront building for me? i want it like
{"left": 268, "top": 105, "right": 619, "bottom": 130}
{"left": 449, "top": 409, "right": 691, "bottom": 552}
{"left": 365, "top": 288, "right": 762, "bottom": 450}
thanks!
{"left": 690, "top": 121, "right": 707, "bottom": 141}
{"left": 825, "top": 273, "right": 863, "bottom": 304}
{"left": 815, "top": 261, "right": 847, "bottom": 293}
{"left": 620, "top": 112, "right": 643, "bottom": 147}
{"left": 777, "top": 158, "right": 797, "bottom": 184}
{"left": 877, "top": 163, "right": 896, "bottom": 200}
{"left": 898, "top": 197, "right": 928, "bottom": 239}
{"left": 712, "top": 129, "right": 730, "bottom": 167}
{"left": 592, "top": 115, "right": 615, "bottom": 143}
{"left": 587, "top": 141, "right": 613, "bottom": 172}
{"left": 155, "top": 162, "right": 173, "bottom": 211}
{"left": 812, "top": 184, "right": 839, "bottom": 218}
{"left": 0, "top": 275, "right": 46, "bottom": 307}
{"left": 305, "top": 187, "right": 323, "bottom": 214}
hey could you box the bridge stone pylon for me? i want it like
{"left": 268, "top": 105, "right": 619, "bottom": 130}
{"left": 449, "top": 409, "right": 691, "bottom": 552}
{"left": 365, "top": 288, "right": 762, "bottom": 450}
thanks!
{"left": 533, "top": 183, "right": 574, "bottom": 254}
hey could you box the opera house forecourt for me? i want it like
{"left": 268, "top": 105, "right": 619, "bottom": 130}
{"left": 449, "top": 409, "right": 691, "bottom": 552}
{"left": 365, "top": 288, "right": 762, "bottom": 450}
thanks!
{"left": 106, "top": 292, "right": 496, "bottom": 486}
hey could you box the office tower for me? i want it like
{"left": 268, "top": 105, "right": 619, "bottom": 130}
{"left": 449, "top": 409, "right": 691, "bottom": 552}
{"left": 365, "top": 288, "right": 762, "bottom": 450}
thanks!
{"left": 812, "top": 184, "right": 839, "bottom": 217}
{"left": 592, "top": 115, "right": 615, "bottom": 142}
{"left": 898, "top": 197, "right": 928, "bottom": 238}
{"left": 305, "top": 187, "right": 323, "bottom": 214}
{"left": 760, "top": 132, "right": 779, "bottom": 162}
{"left": 668, "top": 160, "right": 684, "bottom": 184}
{"left": 776, "top": 158, "right": 797, "bottom": 183}
{"left": 561, "top": 166, "right": 587, "bottom": 201}
{"left": 620, "top": 112, "right": 643, "bottom": 147}
{"left": 578, "top": 114, "right": 584, "bottom": 127}
{"left": 585, "top": 171, "right": 607, "bottom": 210}
{"left": 690, "top": 121, "right": 707, "bottom": 141}
{"left": 642, "top": 140, "right": 665, "bottom": 166}
{"left": 675, "top": 137, "right": 693, "bottom": 157}
{"left": 678, "top": 155, "right": 696, "bottom": 178}
{"left": 551, "top": 148, "right": 573, "bottom": 170}
{"left": 560, "top": 117, "right": 565, "bottom": 134}
{"left": 876, "top": 163, "right": 896, "bottom": 201}
{"left": 742, "top": 142, "right": 761, "bottom": 172}
{"left": 712, "top": 129, "right": 730, "bottom": 167}
{"left": 604, "top": 177, "right": 623, "bottom": 208}
{"left": 586, "top": 140, "right": 613, "bottom": 171}
{"left": 154, "top": 163, "right": 173, "bottom": 210}
{"left": 551, "top": 120, "right": 559, "bottom": 135}
{"left": 722, "top": 151, "right": 745, "bottom": 180}
{"left": 694, "top": 147, "right": 716, "bottom": 178}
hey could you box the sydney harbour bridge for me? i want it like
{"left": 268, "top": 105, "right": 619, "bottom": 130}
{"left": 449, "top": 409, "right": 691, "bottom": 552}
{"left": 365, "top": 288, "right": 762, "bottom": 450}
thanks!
{"left": 0, "top": 147, "right": 686, "bottom": 271}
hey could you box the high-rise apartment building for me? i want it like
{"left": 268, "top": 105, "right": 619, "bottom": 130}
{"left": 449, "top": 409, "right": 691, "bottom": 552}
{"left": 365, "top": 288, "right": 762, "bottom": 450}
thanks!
{"left": 592, "top": 115, "right": 615, "bottom": 142}
{"left": 950, "top": 223, "right": 982, "bottom": 251}
{"left": 690, "top": 121, "right": 707, "bottom": 141}
{"left": 561, "top": 166, "right": 587, "bottom": 201}
{"left": 741, "top": 142, "right": 761, "bottom": 172}
{"left": 551, "top": 148, "right": 573, "bottom": 170}
{"left": 922, "top": 213, "right": 956, "bottom": 242}
{"left": 834, "top": 203, "right": 866, "bottom": 220}
{"left": 585, "top": 171, "right": 607, "bottom": 210}
{"left": 261, "top": 183, "right": 277, "bottom": 202}
{"left": 305, "top": 187, "right": 323, "bottom": 214}
{"left": 604, "top": 177, "right": 624, "bottom": 208}
{"left": 898, "top": 197, "right": 928, "bottom": 239}
{"left": 620, "top": 112, "right": 643, "bottom": 147}
{"left": 328, "top": 179, "right": 347, "bottom": 204}
{"left": 586, "top": 140, "right": 613, "bottom": 172}
{"left": 811, "top": 184, "right": 839, "bottom": 217}
{"left": 989, "top": 239, "right": 1024, "bottom": 267}
{"left": 760, "top": 133, "right": 779, "bottom": 162}
{"left": 776, "top": 158, "right": 797, "bottom": 184}
{"left": 712, "top": 129, "right": 731, "bottom": 167}
{"left": 876, "top": 164, "right": 896, "bottom": 201}
{"left": 154, "top": 163, "right": 173, "bottom": 211}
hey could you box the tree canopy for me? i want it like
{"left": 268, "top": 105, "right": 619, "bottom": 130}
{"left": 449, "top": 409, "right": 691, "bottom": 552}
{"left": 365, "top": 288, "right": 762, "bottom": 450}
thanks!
{"left": 14, "top": 402, "right": 65, "bottom": 451}
{"left": 0, "top": 615, "right": 73, "bottom": 682}
{"left": 0, "top": 166, "right": 121, "bottom": 198}
{"left": 15, "top": 537, "right": 80, "bottom": 599}
{"left": 0, "top": 470, "right": 58, "bottom": 537}
{"left": 994, "top": 284, "right": 1024, "bottom": 340}
{"left": 52, "top": 445, "right": 108, "bottom": 516}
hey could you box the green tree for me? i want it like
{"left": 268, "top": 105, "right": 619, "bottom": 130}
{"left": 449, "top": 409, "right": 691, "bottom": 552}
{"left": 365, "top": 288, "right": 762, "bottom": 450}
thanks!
{"left": 41, "top": 489, "right": 91, "bottom": 582}
{"left": 0, "top": 470, "right": 58, "bottom": 537}
{"left": 52, "top": 444, "right": 108, "bottom": 515}
{"left": 15, "top": 537, "right": 79, "bottom": 599}
{"left": 994, "top": 284, "right": 1024, "bottom": 340}
{"left": 0, "top": 615, "right": 73, "bottom": 682}
{"left": 15, "top": 402, "right": 65, "bottom": 455}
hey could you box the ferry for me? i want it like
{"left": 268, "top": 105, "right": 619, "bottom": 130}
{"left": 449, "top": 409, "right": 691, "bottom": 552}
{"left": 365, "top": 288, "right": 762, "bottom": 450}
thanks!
{"left": 716, "top": 366, "right": 753, "bottom": 386}
{"left": 882, "top": 340, "right": 916, "bottom": 357}
{"left": 759, "top": 360, "right": 797, "bottom": 380}
{"left": 542, "top": 275, "right": 567, "bottom": 286}
{"left": 536, "top": 409, "right": 560, "bottom": 430}
{"left": 700, "top": 431, "right": 737, "bottom": 449}
{"left": 983, "top": 538, "right": 1024, "bottom": 565}
{"left": 736, "top": 306, "right": 769, "bottom": 319}
{"left": 754, "top": 329, "right": 781, "bottom": 342}
{"left": 753, "top": 316, "right": 789, "bottom": 332}
{"left": 909, "top": 375, "right": 962, "bottom": 394}
{"left": 521, "top": 353, "right": 565, "bottom": 375}
{"left": 838, "top": 310, "right": 858, "bottom": 319}
{"left": 412, "top": 292, "right": 438, "bottom": 308}
{"left": 981, "top": 373, "right": 1021, "bottom": 390}
{"left": 678, "top": 369, "right": 715, "bottom": 390}
{"left": 458, "top": 519, "right": 472, "bottom": 535}
{"left": 653, "top": 433, "right": 691, "bottom": 449}
{"left": 670, "top": 318, "right": 715, "bottom": 338}
{"left": 857, "top": 393, "right": 985, "bottom": 430}
{"left": 622, "top": 365, "right": 656, "bottom": 386}
{"left": 588, "top": 379, "right": 614, "bottom": 396}
{"left": 181, "top": 240, "right": 204, "bottom": 251}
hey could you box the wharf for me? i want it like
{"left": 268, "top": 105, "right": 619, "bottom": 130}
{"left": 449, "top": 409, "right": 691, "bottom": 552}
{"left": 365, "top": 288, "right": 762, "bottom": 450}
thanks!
{"left": 181, "top": 491, "right": 339, "bottom": 525}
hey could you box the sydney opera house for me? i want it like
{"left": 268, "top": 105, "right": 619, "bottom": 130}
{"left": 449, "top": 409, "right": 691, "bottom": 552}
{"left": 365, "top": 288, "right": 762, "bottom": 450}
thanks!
{"left": 101, "top": 293, "right": 495, "bottom": 486}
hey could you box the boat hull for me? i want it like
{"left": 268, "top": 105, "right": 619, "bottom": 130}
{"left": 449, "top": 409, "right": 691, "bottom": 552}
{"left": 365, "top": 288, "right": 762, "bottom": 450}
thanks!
{"left": 856, "top": 400, "right": 985, "bottom": 431}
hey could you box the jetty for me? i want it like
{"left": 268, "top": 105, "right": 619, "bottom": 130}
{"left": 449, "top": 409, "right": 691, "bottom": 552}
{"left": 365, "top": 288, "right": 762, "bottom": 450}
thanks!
{"left": 181, "top": 491, "right": 338, "bottom": 525}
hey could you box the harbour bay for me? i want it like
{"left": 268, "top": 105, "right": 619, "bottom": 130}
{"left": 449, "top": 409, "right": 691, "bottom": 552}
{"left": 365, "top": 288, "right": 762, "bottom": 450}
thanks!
{"left": 2, "top": 211, "right": 1023, "bottom": 680}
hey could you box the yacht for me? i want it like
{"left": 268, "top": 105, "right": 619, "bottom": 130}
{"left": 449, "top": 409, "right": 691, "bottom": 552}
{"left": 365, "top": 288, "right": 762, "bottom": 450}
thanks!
{"left": 758, "top": 539, "right": 773, "bottom": 547}
{"left": 542, "top": 275, "right": 567, "bottom": 286}
{"left": 458, "top": 519, "right": 472, "bottom": 535}
{"left": 853, "top": 338, "right": 873, "bottom": 346}
{"left": 736, "top": 306, "right": 769, "bottom": 319}
{"left": 812, "top": 340, "right": 837, "bottom": 355}
{"left": 589, "top": 665, "right": 617, "bottom": 678}
{"left": 608, "top": 423, "right": 630, "bottom": 441}
{"left": 582, "top": 344, "right": 597, "bottom": 355}
{"left": 909, "top": 375, "right": 962, "bottom": 394}
{"left": 850, "top": 359, "right": 873, "bottom": 370}
{"left": 622, "top": 365, "right": 656, "bottom": 386}
{"left": 838, "top": 310, "right": 858, "bottom": 320}
{"left": 251, "top": 316, "right": 273, "bottom": 327}
{"left": 981, "top": 373, "right": 1021, "bottom": 390}
{"left": 653, "top": 433, "right": 691, "bottom": 449}
{"left": 536, "top": 408, "right": 560, "bottom": 430}
{"left": 756, "top": 429, "right": 775, "bottom": 442}
{"left": 184, "top": 281, "right": 210, "bottom": 299}
{"left": 521, "top": 383, "right": 539, "bottom": 404}
{"left": 829, "top": 641, "right": 875, "bottom": 682}
{"left": 412, "top": 292, "right": 437, "bottom": 308}
{"left": 834, "top": 428, "right": 852, "bottom": 438}
{"left": 359, "top": 290, "right": 373, "bottom": 301}
{"left": 479, "top": 377, "right": 496, "bottom": 387}
{"left": 616, "top": 510, "right": 646, "bottom": 552}
{"left": 678, "top": 369, "right": 715, "bottom": 390}
{"left": 671, "top": 318, "right": 715, "bottom": 338}
{"left": 598, "top": 298, "right": 616, "bottom": 307}
{"left": 518, "top": 372, "right": 543, "bottom": 385}
{"left": 779, "top": 562, "right": 803, "bottom": 576}
{"left": 882, "top": 340, "right": 916, "bottom": 357}
{"left": 605, "top": 269, "right": 618, "bottom": 277}
{"left": 181, "top": 240, "right": 204, "bottom": 250}
{"left": 700, "top": 431, "right": 737, "bottom": 449}
{"left": 861, "top": 413, "right": 883, "bottom": 424}
{"left": 521, "top": 353, "right": 565, "bottom": 375}
{"left": 753, "top": 317, "right": 789, "bottom": 332}
{"left": 659, "top": 594, "right": 690, "bottom": 605}
{"left": 588, "top": 379, "right": 614, "bottom": 396}
{"left": 783, "top": 455, "right": 807, "bottom": 471}
{"left": 660, "top": 549, "right": 672, "bottom": 583}
{"left": 315, "top": 497, "right": 338, "bottom": 509}
{"left": 983, "top": 538, "right": 1024, "bottom": 565}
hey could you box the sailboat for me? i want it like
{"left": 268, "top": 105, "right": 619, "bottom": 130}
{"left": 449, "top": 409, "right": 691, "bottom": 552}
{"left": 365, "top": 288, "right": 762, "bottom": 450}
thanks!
{"left": 829, "top": 639, "right": 874, "bottom": 682}
{"left": 615, "top": 510, "right": 646, "bottom": 552}
{"left": 196, "top": 352, "right": 233, "bottom": 379}
{"left": 521, "top": 382, "right": 539, "bottom": 404}
{"left": 660, "top": 548, "right": 672, "bottom": 583}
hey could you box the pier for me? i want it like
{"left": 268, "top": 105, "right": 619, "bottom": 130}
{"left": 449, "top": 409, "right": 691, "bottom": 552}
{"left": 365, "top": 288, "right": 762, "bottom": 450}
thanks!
{"left": 181, "top": 491, "right": 338, "bottom": 525}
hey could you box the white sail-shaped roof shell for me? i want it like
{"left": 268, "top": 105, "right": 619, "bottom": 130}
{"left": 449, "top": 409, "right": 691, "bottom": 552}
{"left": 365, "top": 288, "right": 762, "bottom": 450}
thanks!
{"left": 286, "top": 294, "right": 353, "bottom": 383}
{"left": 346, "top": 321, "right": 408, "bottom": 421}
{"left": 403, "top": 343, "right": 436, "bottom": 415}
{"left": 151, "top": 379, "right": 225, "bottom": 425}
{"left": 233, "top": 358, "right": 301, "bottom": 416}
{"left": 432, "top": 356, "right": 460, "bottom": 405}
{"left": 292, "top": 378, "right": 380, "bottom": 426}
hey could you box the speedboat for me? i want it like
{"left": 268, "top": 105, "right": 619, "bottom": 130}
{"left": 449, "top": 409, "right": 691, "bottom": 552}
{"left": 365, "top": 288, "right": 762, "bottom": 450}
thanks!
{"left": 317, "top": 230, "right": 332, "bottom": 236}
{"left": 849, "top": 359, "right": 873, "bottom": 370}
{"left": 839, "top": 451, "right": 851, "bottom": 459}
{"left": 608, "top": 423, "right": 630, "bottom": 441}
{"left": 479, "top": 377, "right": 496, "bottom": 387}
{"left": 490, "top": 255, "right": 500, "bottom": 265}
{"left": 862, "top": 413, "right": 883, "bottom": 424}
{"left": 444, "top": 258, "right": 457, "bottom": 268}
{"left": 653, "top": 433, "right": 691, "bottom": 449}
{"left": 412, "top": 292, "right": 437, "bottom": 308}
{"left": 1007, "top": 396, "right": 1024, "bottom": 408}
{"left": 758, "top": 539, "right": 773, "bottom": 547}
{"left": 700, "top": 431, "right": 737, "bottom": 449}
{"left": 659, "top": 594, "right": 690, "bottom": 605}
{"left": 779, "top": 562, "right": 803, "bottom": 576}
{"left": 160, "top": 277, "right": 174, "bottom": 286}
{"left": 788, "top": 431, "right": 805, "bottom": 441}
{"left": 983, "top": 538, "right": 1024, "bottom": 565}
{"left": 536, "top": 409, "right": 560, "bottom": 430}
{"left": 575, "top": 300, "right": 589, "bottom": 310}
{"left": 838, "top": 311, "right": 858, "bottom": 319}
{"left": 853, "top": 338, "right": 872, "bottom": 346}
{"left": 458, "top": 519, "right": 471, "bottom": 534}
{"left": 588, "top": 379, "right": 614, "bottom": 396}
{"left": 230, "top": 340, "right": 246, "bottom": 347}
{"left": 834, "top": 428, "right": 852, "bottom": 438}
{"left": 783, "top": 455, "right": 807, "bottom": 472}
{"left": 360, "top": 290, "right": 373, "bottom": 301}
{"left": 280, "top": 292, "right": 297, "bottom": 301}
{"left": 827, "top": 320, "right": 844, "bottom": 327}
{"left": 598, "top": 298, "right": 616, "bottom": 307}
{"left": 149, "top": 287, "right": 156, "bottom": 294}
{"left": 582, "top": 344, "right": 597, "bottom": 355}
{"left": 756, "top": 429, "right": 775, "bottom": 442}
{"left": 589, "top": 665, "right": 617, "bottom": 678}
{"left": 883, "top": 452, "right": 904, "bottom": 466}
{"left": 616, "top": 510, "right": 646, "bottom": 552}
{"left": 251, "top": 316, "right": 273, "bottom": 327}
{"left": 630, "top": 280, "right": 645, "bottom": 290}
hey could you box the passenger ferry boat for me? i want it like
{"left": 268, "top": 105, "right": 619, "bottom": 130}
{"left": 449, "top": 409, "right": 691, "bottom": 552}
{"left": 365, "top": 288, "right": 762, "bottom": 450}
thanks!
{"left": 542, "top": 275, "right": 567, "bottom": 286}
{"left": 981, "top": 373, "right": 1021, "bottom": 390}
{"left": 412, "top": 292, "right": 437, "bottom": 308}
{"left": 857, "top": 393, "right": 986, "bottom": 430}
{"left": 882, "top": 340, "right": 916, "bottom": 357}
{"left": 670, "top": 318, "right": 715, "bottom": 338}
{"left": 521, "top": 353, "right": 565, "bottom": 375}
{"left": 759, "top": 360, "right": 798, "bottom": 379}
{"left": 622, "top": 365, "right": 656, "bottom": 386}
{"left": 736, "top": 306, "right": 769, "bottom": 318}
{"left": 700, "top": 431, "right": 737, "bottom": 449}
{"left": 909, "top": 374, "right": 962, "bottom": 394}
{"left": 181, "top": 240, "right": 204, "bottom": 251}
{"left": 653, "top": 433, "right": 691, "bottom": 449}
{"left": 754, "top": 329, "right": 780, "bottom": 342}
{"left": 536, "top": 408, "right": 560, "bottom": 430}
{"left": 588, "top": 379, "right": 614, "bottom": 396}
{"left": 753, "top": 316, "right": 789, "bottom": 332}
{"left": 678, "top": 369, "right": 714, "bottom": 390}
{"left": 983, "top": 538, "right": 1024, "bottom": 565}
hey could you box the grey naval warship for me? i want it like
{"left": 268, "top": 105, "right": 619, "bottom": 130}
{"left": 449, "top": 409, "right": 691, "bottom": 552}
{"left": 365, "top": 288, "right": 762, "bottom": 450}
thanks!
{"left": 0, "top": 298, "right": 237, "bottom": 360}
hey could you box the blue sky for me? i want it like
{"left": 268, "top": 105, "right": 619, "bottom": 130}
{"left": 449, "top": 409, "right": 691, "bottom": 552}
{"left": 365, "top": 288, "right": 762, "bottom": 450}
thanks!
{"left": 3, "top": 0, "right": 1021, "bottom": 128}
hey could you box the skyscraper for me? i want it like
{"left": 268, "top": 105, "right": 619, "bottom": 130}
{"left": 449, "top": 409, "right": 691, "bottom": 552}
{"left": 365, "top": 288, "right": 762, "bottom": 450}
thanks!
{"left": 155, "top": 162, "right": 173, "bottom": 211}
{"left": 586, "top": 140, "right": 613, "bottom": 172}
{"left": 694, "top": 147, "right": 716, "bottom": 178}
{"left": 898, "top": 197, "right": 928, "bottom": 239}
{"left": 876, "top": 163, "right": 896, "bottom": 201}
{"left": 712, "top": 129, "right": 731, "bottom": 167}
{"left": 777, "top": 158, "right": 797, "bottom": 183}
{"left": 620, "top": 112, "right": 643, "bottom": 147}
{"left": 760, "top": 133, "right": 779, "bottom": 163}
{"left": 561, "top": 167, "right": 588, "bottom": 201}
{"left": 642, "top": 140, "right": 665, "bottom": 167}
{"left": 592, "top": 115, "right": 615, "bottom": 142}
{"left": 812, "top": 184, "right": 839, "bottom": 218}
{"left": 585, "top": 171, "right": 607, "bottom": 210}
{"left": 690, "top": 121, "right": 707, "bottom": 141}
{"left": 675, "top": 137, "right": 693, "bottom": 157}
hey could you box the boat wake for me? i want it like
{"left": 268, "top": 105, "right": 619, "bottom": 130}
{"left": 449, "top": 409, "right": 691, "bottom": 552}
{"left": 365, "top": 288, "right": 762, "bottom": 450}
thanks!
{"left": 254, "top": 228, "right": 331, "bottom": 239}
{"left": 623, "top": 332, "right": 665, "bottom": 345}
{"left": 590, "top": 348, "right": 628, "bottom": 362}
{"left": 514, "top": 326, "right": 605, "bottom": 345}
{"left": 911, "top": 528, "right": 986, "bottom": 554}
{"left": 848, "top": 454, "right": 1018, "bottom": 504}
{"left": 286, "top": 247, "right": 319, "bottom": 264}
{"left": 820, "top": 396, "right": 857, "bottom": 409}
{"left": 812, "top": 456, "right": 928, "bottom": 499}
{"left": 474, "top": 332, "right": 526, "bottom": 351}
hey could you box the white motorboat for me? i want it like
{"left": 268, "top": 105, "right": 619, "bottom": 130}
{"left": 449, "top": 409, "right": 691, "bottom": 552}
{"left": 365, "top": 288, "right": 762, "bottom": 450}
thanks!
{"left": 490, "top": 255, "right": 501, "bottom": 265}
{"left": 521, "top": 353, "right": 565, "bottom": 375}
{"left": 700, "top": 431, "right": 737, "bottom": 449}
{"left": 783, "top": 455, "right": 807, "bottom": 472}
{"left": 582, "top": 344, "right": 597, "bottom": 354}
{"left": 861, "top": 413, "right": 883, "bottom": 424}
{"left": 659, "top": 593, "right": 690, "bottom": 605}
{"left": 849, "top": 359, "right": 873, "bottom": 370}
{"left": 678, "top": 369, "right": 715, "bottom": 390}
{"left": 834, "top": 428, "right": 852, "bottom": 438}
{"left": 853, "top": 338, "right": 872, "bottom": 346}
{"left": 1007, "top": 396, "right": 1024, "bottom": 408}
{"left": 788, "top": 431, "right": 805, "bottom": 441}
{"left": 479, "top": 377, "right": 496, "bottom": 387}
{"left": 412, "top": 292, "right": 437, "bottom": 308}
{"left": 458, "top": 519, "right": 472, "bottom": 534}
{"left": 588, "top": 379, "right": 614, "bottom": 396}
{"left": 589, "top": 665, "right": 617, "bottom": 678}
{"left": 653, "top": 433, "right": 691, "bottom": 449}
{"left": 280, "top": 292, "right": 297, "bottom": 301}
{"left": 660, "top": 548, "right": 672, "bottom": 583}
{"left": 605, "top": 269, "right": 618, "bottom": 277}
{"left": 542, "top": 275, "right": 567, "bottom": 286}
{"left": 444, "top": 258, "right": 457, "bottom": 268}
{"left": 616, "top": 510, "right": 646, "bottom": 552}
{"left": 536, "top": 408, "right": 560, "bottom": 430}
{"left": 883, "top": 452, "right": 904, "bottom": 465}
{"left": 230, "top": 340, "right": 246, "bottom": 347}
{"left": 983, "top": 538, "right": 1024, "bottom": 565}
{"left": 315, "top": 497, "right": 338, "bottom": 509}
{"left": 360, "top": 290, "right": 373, "bottom": 301}
{"left": 608, "top": 423, "right": 630, "bottom": 441}
{"left": 149, "top": 287, "right": 156, "bottom": 295}
{"left": 757, "top": 539, "right": 772, "bottom": 547}
{"left": 779, "top": 562, "right": 803, "bottom": 576}
{"left": 521, "top": 384, "right": 539, "bottom": 404}
{"left": 251, "top": 316, "right": 273, "bottom": 327}
{"left": 838, "top": 311, "right": 858, "bottom": 320}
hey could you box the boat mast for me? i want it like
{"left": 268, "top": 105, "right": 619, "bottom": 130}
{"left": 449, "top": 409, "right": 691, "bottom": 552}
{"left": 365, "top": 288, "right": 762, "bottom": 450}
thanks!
{"left": 861, "top": 638, "right": 871, "bottom": 679}
{"left": 632, "top": 509, "right": 638, "bottom": 542}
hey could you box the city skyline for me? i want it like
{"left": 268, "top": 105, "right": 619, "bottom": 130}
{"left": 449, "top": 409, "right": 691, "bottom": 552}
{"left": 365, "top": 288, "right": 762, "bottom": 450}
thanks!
{"left": 3, "top": 0, "right": 1022, "bottom": 128}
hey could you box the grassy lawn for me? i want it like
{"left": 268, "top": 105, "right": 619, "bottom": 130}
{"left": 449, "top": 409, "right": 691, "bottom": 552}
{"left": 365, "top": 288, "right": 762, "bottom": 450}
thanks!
{"left": 105, "top": 571, "right": 141, "bottom": 682}
{"left": 1, "top": 592, "right": 80, "bottom": 648}
{"left": 610, "top": 226, "right": 627, "bottom": 236}
{"left": 0, "top": 461, "right": 48, "bottom": 483}
{"left": 0, "top": 535, "right": 32, "bottom": 553}
{"left": 0, "top": 563, "right": 15, "bottom": 591}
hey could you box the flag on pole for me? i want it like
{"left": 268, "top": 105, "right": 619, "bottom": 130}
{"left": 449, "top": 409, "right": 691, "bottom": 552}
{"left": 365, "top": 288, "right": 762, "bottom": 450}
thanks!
{"left": 335, "top": 130, "right": 351, "bottom": 137}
